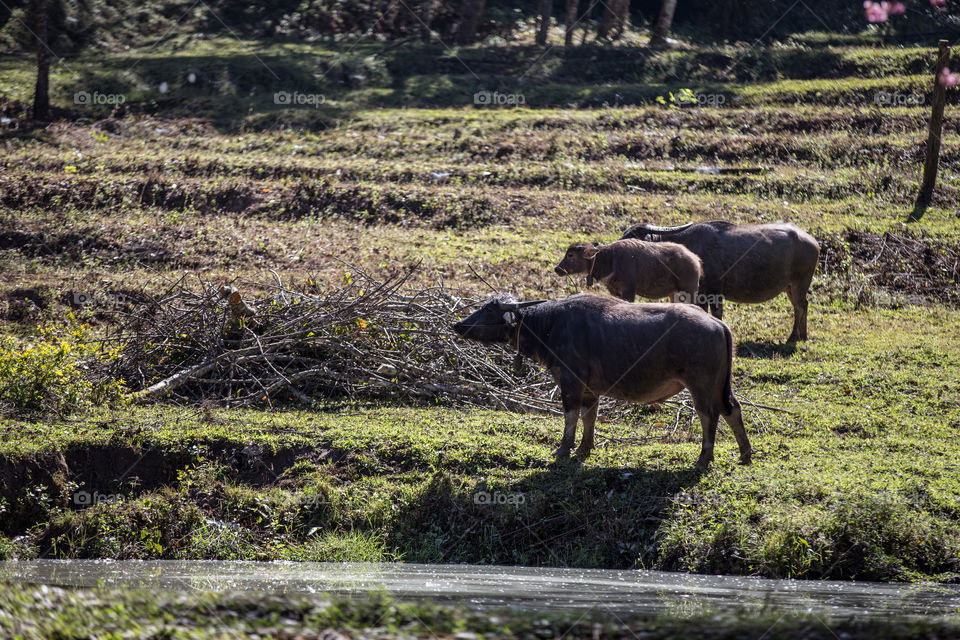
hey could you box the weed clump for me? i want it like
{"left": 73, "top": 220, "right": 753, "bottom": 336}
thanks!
{"left": 0, "top": 326, "right": 122, "bottom": 415}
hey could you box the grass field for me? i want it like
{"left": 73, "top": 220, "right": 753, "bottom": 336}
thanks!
{"left": 11, "top": 581, "right": 960, "bottom": 640}
{"left": 6, "top": 583, "right": 960, "bottom": 640}
{"left": 1, "top": 33, "right": 959, "bottom": 584}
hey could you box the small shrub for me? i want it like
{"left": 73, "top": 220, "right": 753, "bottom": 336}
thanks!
{"left": 0, "top": 325, "right": 125, "bottom": 415}
{"left": 0, "top": 336, "right": 91, "bottom": 414}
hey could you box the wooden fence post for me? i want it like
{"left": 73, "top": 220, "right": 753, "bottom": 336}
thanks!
{"left": 913, "top": 40, "right": 950, "bottom": 220}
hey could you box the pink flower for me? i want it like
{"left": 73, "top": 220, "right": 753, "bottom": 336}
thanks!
{"left": 889, "top": 1, "right": 907, "bottom": 14}
{"left": 931, "top": 0, "right": 946, "bottom": 7}
{"left": 939, "top": 67, "right": 959, "bottom": 87}
{"left": 864, "top": 1, "right": 890, "bottom": 22}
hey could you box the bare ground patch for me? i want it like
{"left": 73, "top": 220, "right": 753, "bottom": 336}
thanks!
{"left": 818, "top": 229, "right": 960, "bottom": 306}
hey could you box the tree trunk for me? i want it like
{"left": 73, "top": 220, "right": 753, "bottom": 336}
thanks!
{"left": 536, "top": 0, "right": 551, "bottom": 45}
{"left": 420, "top": 0, "right": 434, "bottom": 41}
{"left": 649, "top": 0, "right": 677, "bottom": 48}
{"left": 915, "top": 40, "right": 951, "bottom": 216}
{"left": 474, "top": 0, "right": 487, "bottom": 41}
{"left": 597, "top": 0, "right": 615, "bottom": 39}
{"left": 458, "top": 0, "right": 486, "bottom": 45}
{"left": 383, "top": 1, "right": 399, "bottom": 33}
{"left": 31, "top": 0, "right": 50, "bottom": 120}
{"left": 579, "top": 0, "right": 596, "bottom": 45}
{"left": 564, "top": 0, "right": 578, "bottom": 46}
{"left": 613, "top": 0, "right": 629, "bottom": 38}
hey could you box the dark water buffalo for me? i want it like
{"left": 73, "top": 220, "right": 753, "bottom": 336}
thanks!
{"left": 621, "top": 221, "right": 820, "bottom": 341}
{"left": 453, "top": 293, "right": 752, "bottom": 467}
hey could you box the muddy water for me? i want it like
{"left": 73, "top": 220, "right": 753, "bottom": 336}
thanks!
{"left": 2, "top": 560, "right": 959, "bottom": 621}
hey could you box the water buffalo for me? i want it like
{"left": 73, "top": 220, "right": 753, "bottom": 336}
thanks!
{"left": 452, "top": 293, "right": 752, "bottom": 467}
{"left": 621, "top": 221, "right": 820, "bottom": 341}
{"left": 554, "top": 239, "right": 702, "bottom": 304}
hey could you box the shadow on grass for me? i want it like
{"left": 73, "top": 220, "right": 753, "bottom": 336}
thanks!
{"left": 737, "top": 340, "right": 798, "bottom": 359}
{"left": 2, "top": 38, "right": 857, "bottom": 127}
{"left": 907, "top": 198, "right": 930, "bottom": 223}
{"left": 395, "top": 462, "right": 706, "bottom": 568}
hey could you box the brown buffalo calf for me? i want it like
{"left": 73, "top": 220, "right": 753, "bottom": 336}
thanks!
{"left": 555, "top": 239, "right": 702, "bottom": 304}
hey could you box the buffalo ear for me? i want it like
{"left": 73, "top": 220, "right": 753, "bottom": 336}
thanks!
{"left": 503, "top": 311, "right": 517, "bottom": 328}
{"left": 583, "top": 244, "right": 600, "bottom": 259}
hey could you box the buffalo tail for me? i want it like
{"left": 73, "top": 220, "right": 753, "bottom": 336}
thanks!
{"left": 721, "top": 323, "right": 736, "bottom": 415}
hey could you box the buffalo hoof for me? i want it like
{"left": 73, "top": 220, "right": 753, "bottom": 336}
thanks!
{"left": 573, "top": 446, "right": 592, "bottom": 460}
{"left": 553, "top": 446, "right": 571, "bottom": 458}
{"left": 695, "top": 455, "right": 713, "bottom": 468}
{"left": 739, "top": 451, "right": 753, "bottom": 465}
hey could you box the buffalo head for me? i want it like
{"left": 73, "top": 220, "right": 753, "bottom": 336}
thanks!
{"left": 453, "top": 294, "right": 546, "bottom": 343}
{"left": 554, "top": 242, "right": 600, "bottom": 276}
{"left": 621, "top": 224, "right": 654, "bottom": 241}
{"left": 622, "top": 222, "right": 695, "bottom": 242}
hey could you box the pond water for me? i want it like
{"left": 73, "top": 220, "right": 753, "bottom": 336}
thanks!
{"left": 2, "top": 560, "right": 959, "bottom": 622}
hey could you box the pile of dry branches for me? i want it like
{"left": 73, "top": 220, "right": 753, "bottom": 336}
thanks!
{"left": 96, "top": 266, "right": 560, "bottom": 413}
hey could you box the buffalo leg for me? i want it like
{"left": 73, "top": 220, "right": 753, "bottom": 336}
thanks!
{"left": 574, "top": 396, "right": 599, "bottom": 459}
{"left": 553, "top": 384, "right": 583, "bottom": 457}
{"left": 691, "top": 388, "right": 719, "bottom": 466}
{"left": 694, "top": 407, "right": 718, "bottom": 467}
{"left": 721, "top": 395, "right": 753, "bottom": 464}
{"left": 619, "top": 284, "right": 636, "bottom": 303}
{"left": 709, "top": 297, "right": 723, "bottom": 320}
{"left": 786, "top": 276, "right": 813, "bottom": 342}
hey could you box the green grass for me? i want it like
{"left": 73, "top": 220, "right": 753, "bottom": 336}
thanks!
{"left": 3, "top": 583, "right": 958, "bottom": 640}
{"left": 2, "top": 34, "right": 960, "bottom": 583}
{"left": 1, "top": 302, "right": 958, "bottom": 579}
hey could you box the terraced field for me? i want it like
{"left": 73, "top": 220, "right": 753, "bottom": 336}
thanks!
{"left": 1, "top": 37, "right": 959, "bottom": 582}
{"left": 4, "top": 106, "right": 960, "bottom": 292}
